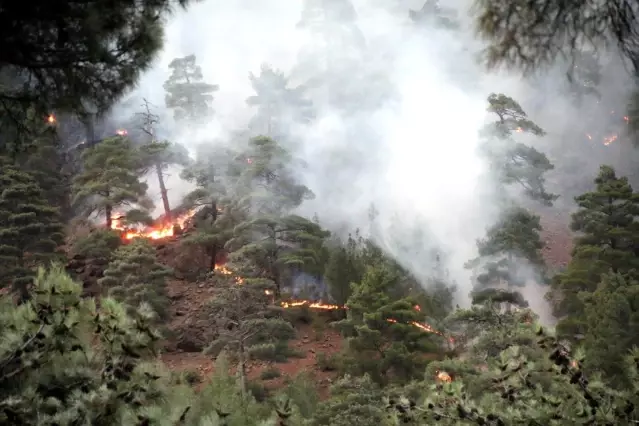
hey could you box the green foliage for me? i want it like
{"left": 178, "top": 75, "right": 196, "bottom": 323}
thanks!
{"left": 260, "top": 366, "right": 282, "bottom": 380}
{"left": 581, "top": 272, "right": 639, "bottom": 388}
{"left": 0, "top": 159, "right": 64, "bottom": 299}
{"left": 335, "top": 264, "right": 442, "bottom": 384}
{"left": 0, "top": 265, "right": 172, "bottom": 425}
{"left": 139, "top": 141, "right": 191, "bottom": 171}
{"left": 549, "top": 165, "right": 639, "bottom": 338}
{"left": 72, "top": 136, "right": 151, "bottom": 228}
{"left": 473, "top": 0, "right": 639, "bottom": 74}
{"left": 308, "top": 375, "right": 394, "bottom": 426}
{"left": 70, "top": 228, "right": 122, "bottom": 267}
{"left": 205, "top": 276, "right": 295, "bottom": 396}
{"left": 467, "top": 206, "right": 546, "bottom": 291}
{"left": 443, "top": 289, "right": 535, "bottom": 358}
{"left": 235, "top": 136, "right": 315, "bottom": 214}
{"left": 408, "top": 326, "right": 639, "bottom": 425}
{"left": 0, "top": 1, "right": 194, "bottom": 154}
{"left": 163, "top": 54, "right": 219, "bottom": 123}
{"left": 227, "top": 214, "right": 329, "bottom": 295}
{"left": 324, "top": 235, "right": 365, "bottom": 305}
{"left": 280, "top": 372, "right": 320, "bottom": 419}
{"left": 481, "top": 93, "right": 557, "bottom": 205}
{"left": 98, "top": 238, "right": 172, "bottom": 323}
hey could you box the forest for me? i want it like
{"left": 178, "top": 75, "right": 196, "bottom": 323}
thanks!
{"left": 1, "top": 0, "right": 639, "bottom": 425}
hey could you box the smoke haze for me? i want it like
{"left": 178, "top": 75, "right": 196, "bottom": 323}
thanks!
{"left": 113, "top": 0, "right": 637, "bottom": 309}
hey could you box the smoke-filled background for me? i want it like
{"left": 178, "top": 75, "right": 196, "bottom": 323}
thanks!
{"left": 107, "top": 0, "right": 638, "bottom": 311}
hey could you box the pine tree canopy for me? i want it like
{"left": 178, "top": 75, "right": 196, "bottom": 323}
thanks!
{"left": 474, "top": 0, "right": 639, "bottom": 74}
{"left": 0, "top": 159, "right": 64, "bottom": 299}
{"left": 0, "top": 0, "right": 197, "bottom": 153}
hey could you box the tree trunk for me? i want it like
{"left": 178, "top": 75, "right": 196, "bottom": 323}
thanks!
{"left": 105, "top": 204, "right": 112, "bottom": 229}
{"left": 155, "top": 162, "right": 171, "bottom": 222}
{"left": 238, "top": 343, "right": 247, "bottom": 398}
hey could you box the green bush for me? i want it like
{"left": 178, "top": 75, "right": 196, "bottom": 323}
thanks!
{"left": 260, "top": 366, "right": 282, "bottom": 380}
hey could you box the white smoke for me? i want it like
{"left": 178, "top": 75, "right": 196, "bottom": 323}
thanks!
{"left": 113, "top": 0, "right": 635, "bottom": 311}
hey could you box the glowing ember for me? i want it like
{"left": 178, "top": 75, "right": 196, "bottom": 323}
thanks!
{"left": 214, "top": 264, "right": 244, "bottom": 284}
{"left": 210, "top": 264, "right": 451, "bottom": 340}
{"left": 116, "top": 129, "right": 128, "bottom": 136}
{"left": 436, "top": 370, "right": 452, "bottom": 383}
{"left": 111, "top": 208, "right": 198, "bottom": 240}
{"left": 603, "top": 134, "right": 618, "bottom": 145}
{"left": 47, "top": 114, "right": 56, "bottom": 124}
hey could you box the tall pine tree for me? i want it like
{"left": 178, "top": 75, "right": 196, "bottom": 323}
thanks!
{"left": 163, "top": 54, "right": 218, "bottom": 124}
{"left": 72, "top": 136, "right": 152, "bottom": 229}
{"left": 0, "top": 159, "right": 64, "bottom": 300}
{"left": 549, "top": 165, "right": 639, "bottom": 339}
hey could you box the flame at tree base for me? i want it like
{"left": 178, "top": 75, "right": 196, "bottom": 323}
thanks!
{"left": 111, "top": 208, "right": 198, "bottom": 241}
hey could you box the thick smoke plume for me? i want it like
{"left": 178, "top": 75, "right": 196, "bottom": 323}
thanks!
{"left": 113, "top": 0, "right": 636, "bottom": 309}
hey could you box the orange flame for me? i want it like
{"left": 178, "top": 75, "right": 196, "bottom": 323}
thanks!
{"left": 436, "top": 370, "right": 452, "bottom": 383}
{"left": 111, "top": 209, "right": 198, "bottom": 240}
{"left": 116, "top": 129, "right": 128, "bottom": 136}
{"left": 214, "top": 264, "right": 245, "bottom": 284}
{"left": 515, "top": 127, "right": 523, "bottom": 133}
{"left": 210, "top": 263, "right": 452, "bottom": 340}
{"left": 47, "top": 114, "right": 56, "bottom": 124}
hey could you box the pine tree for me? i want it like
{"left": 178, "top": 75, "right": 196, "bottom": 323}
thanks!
{"left": 163, "top": 54, "right": 219, "bottom": 123}
{"left": 473, "top": 0, "right": 639, "bottom": 74}
{"left": 181, "top": 196, "right": 245, "bottom": 272}
{"left": 246, "top": 63, "right": 314, "bottom": 139}
{"left": 481, "top": 93, "right": 557, "bottom": 205}
{"left": 0, "top": 266, "right": 171, "bottom": 425}
{"left": 335, "top": 264, "right": 443, "bottom": 384}
{"left": 72, "top": 136, "right": 152, "bottom": 229}
{"left": 136, "top": 98, "right": 191, "bottom": 222}
{"left": 235, "top": 136, "right": 315, "bottom": 215}
{"left": 581, "top": 271, "right": 639, "bottom": 389}
{"left": 99, "top": 238, "right": 172, "bottom": 323}
{"left": 466, "top": 206, "right": 546, "bottom": 294}
{"left": 0, "top": 159, "right": 64, "bottom": 300}
{"left": 227, "top": 214, "right": 330, "bottom": 297}
{"left": 0, "top": 1, "right": 195, "bottom": 153}
{"left": 407, "top": 320, "right": 639, "bottom": 425}
{"left": 205, "top": 276, "right": 295, "bottom": 397}
{"left": 309, "top": 375, "right": 392, "bottom": 426}
{"left": 549, "top": 165, "right": 639, "bottom": 339}
{"left": 324, "top": 235, "right": 364, "bottom": 306}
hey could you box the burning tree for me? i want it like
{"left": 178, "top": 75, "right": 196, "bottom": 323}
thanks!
{"left": 480, "top": 93, "right": 557, "bottom": 206}
{"left": 0, "top": 159, "right": 64, "bottom": 301}
{"left": 205, "top": 276, "right": 295, "bottom": 397}
{"left": 136, "top": 99, "right": 191, "bottom": 223}
{"left": 72, "top": 136, "right": 153, "bottom": 229}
